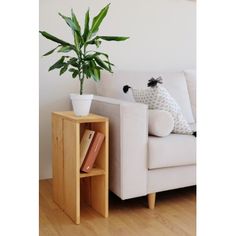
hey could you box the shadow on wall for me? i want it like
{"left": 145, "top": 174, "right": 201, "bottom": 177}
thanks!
{"left": 39, "top": 80, "right": 96, "bottom": 179}
{"left": 39, "top": 96, "right": 71, "bottom": 179}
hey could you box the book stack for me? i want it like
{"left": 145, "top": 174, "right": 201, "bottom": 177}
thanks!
{"left": 80, "top": 129, "right": 105, "bottom": 173}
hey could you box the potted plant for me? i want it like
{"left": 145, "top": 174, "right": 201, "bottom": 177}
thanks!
{"left": 40, "top": 4, "right": 129, "bottom": 116}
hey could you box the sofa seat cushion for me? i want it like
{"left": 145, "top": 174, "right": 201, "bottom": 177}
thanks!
{"left": 148, "top": 134, "right": 196, "bottom": 169}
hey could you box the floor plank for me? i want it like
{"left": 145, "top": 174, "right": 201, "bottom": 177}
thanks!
{"left": 39, "top": 180, "right": 196, "bottom": 236}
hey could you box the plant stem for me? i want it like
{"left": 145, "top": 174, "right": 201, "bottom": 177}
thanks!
{"left": 80, "top": 76, "right": 84, "bottom": 95}
{"left": 79, "top": 45, "right": 87, "bottom": 95}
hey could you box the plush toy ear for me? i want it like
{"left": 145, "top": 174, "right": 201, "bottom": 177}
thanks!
{"left": 123, "top": 85, "right": 131, "bottom": 93}
{"left": 147, "top": 76, "right": 163, "bottom": 87}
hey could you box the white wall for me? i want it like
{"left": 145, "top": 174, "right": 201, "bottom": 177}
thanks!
{"left": 39, "top": 0, "right": 196, "bottom": 179}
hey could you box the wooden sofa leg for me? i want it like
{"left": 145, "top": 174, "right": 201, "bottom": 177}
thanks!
{"left": 147, "top": 193, "right": 156, "bottom": 209}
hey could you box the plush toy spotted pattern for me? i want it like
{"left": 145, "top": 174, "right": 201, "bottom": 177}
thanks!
{"left": 123, "top": 77, "right": 193, "bottom": 135}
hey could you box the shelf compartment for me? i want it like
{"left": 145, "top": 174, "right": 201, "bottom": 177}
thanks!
{"left": 52, "top": 112, "right": 109, "bottom": 224}
{"left": 80, "top": 168, "right": 105, "bottom": 178}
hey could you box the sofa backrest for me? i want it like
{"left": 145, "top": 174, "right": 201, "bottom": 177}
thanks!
{"left": 184, "top": 69, "right": 196, "bottom": 122}
{"left": 96, "top": 70, "right": 196, "bottom": 123}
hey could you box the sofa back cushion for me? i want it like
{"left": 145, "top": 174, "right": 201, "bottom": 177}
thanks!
{"left": 184, "top": 69, "right": 196, "bottom": 121}
{"left": 96, "top": 70, "right": 195, "bottom": 123}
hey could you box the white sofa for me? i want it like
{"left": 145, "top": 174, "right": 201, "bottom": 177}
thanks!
{"left": 90, "top": 70, "right": 196, "bottom": 209}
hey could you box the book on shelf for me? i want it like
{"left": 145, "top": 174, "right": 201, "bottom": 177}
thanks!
{"left": 80, "top": 129, "right": 95, "bottom": 167}
{"left": 80, "top": 132, "right": 105, "bottom": 173}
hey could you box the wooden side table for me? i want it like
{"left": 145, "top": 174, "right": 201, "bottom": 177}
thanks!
{"left": 52, "top": 111, "right": 109, "bottom": 224}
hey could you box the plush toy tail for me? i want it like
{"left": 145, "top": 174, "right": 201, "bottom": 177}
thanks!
{"left": 123, "top": 85, "right": 131, "bottom": 93}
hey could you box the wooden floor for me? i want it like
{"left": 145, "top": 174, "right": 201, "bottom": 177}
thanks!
{"left": 40, "top": 179, "right": 196, "bottom": 236}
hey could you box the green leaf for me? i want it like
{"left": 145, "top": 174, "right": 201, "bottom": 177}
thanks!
{"left": 60, "top": 64, "right": 68, "bottom": 75}
{"left": 58, "top": 13, "right": 79, "bottom": 33}
{"left": 72, "top": 70, "right": 79, "bottom": 78}
{"left": 93, "top": 51, "right": 112, "bottom": 66}
{"left": 94, "top": 56, "right": 111, "bottom": 72}
{"left": 68, "top": 68, "right": 75, "bottom": 72}
{"left": 58, "top": 45, "right": 73, "bottom": 53}
{"left": 93, "top": 67, "right": 100, "bottom": 81}
{"left": 42, "top": 45, "right": 60, "bottom": 56}
{"left": 98, "top": 36, "right": 129, "bottom": 41}
{"left": 104, "top": 60, "right": 114, "bottom": 70}
{"left": 74, "top": 32, "right": 81, "bottom": 51}
{"left": 84, "top": 51, "right": 107, "bottom": 61}
{"left": 89, "top": 69, "right": 99, "bottom": 81}
{"left": 86, "top": 38, "right": 96, "bottom": 45}
{"left": 95, "top": 39, "right": 102, "bottom": 48}
{"left": 84, "top": 70, "right": 91, "bottom": 79}
{"left": 84, "top": 54, "right": 95, "bottom": 61}
{"left": 83, "top": 64, "right": 91, "bottom": 78}
{"left": 87, "top": 67, "right": 93, "bottom": 80}
{"left": 86, "top": 35, "right": 129, "bottom": 46}
{"left": 70, "top": 9, "right": 83, "bottom": 50}
{"left": 71, "top": 9, "right": 81, "bottom": 33}
{"left": 87, "top": 4, "right": 110, "bottom": 39}
{"left": 86, "top": 37, "right": 102, "bottom": 47}
{"left": 83, "top": 9, "right": 90, "bottom": 41}
{"left": 48, "top": 56, "right": 65, "bottom": 71}
{"left": 39, "top": 31, "right": 71, "bottom": 46}
{"left": 85, "top": 52, "right": 111, "bottom": 70}
{"left": 93, "top": 51, "right": 109, "bottom": 58}
{"left": 104, "top": 60, "right": 114, "bottom": 66}
{"left": 67, "top": 57, "right": 78, "bottom": 67}
{"left": 85, "top": 51, "right": 114, "bottom": 71}
{"left": 89, "top": 60, "right": 101, "bottom": 81}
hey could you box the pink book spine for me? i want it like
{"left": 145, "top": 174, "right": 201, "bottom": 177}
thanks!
{"left": 80, "top": 132, "right": 105, "bottom": 172}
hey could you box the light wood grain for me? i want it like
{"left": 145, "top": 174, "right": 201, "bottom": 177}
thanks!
{"left": 147, "top": 193, "right": 156, "bottom": 210}
{"left": 80, "top": 168, "right": 105, "bottom": 178}
{"left": 40, "top": 180, "right": 196, "bottom": 236}
{"left": 52, "top": 111, "right": 108, "bottom": 123}
{"left": 51, "top": 114, "right": 64, "bottom": 208}
{"left": 90, "top": 121, "right": 109, "bottom": 218}
{"left": 63, "top": 119, "right": 80, "bottom": 224}
{"left": 91, "top": 175, "right": 108, "bottom": 217}
{"left": 52, "top": 112, "right": 109, "bottom": 225}
{"left": 80, "top": 177, "right": 91, "bottom": 206}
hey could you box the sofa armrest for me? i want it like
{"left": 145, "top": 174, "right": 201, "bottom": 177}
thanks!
{"left": 91, "top": 96, "right": 148, "bottom": 199}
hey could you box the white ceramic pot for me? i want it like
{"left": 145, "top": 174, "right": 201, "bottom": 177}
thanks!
{"left": 70, "top": 94, "right": 93, "bottom": 116}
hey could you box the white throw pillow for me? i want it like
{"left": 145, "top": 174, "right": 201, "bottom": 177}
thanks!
{"left": 149, "top": 110, "right": 174, "bottom": 137}
{"left": 97, "top": 71, "right": 194, "bottom": 123}
{"left": 125, "top": 83, "right": 193, "bottom": 135}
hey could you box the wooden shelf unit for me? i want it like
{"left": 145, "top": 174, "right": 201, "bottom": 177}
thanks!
{"left": 52, "top": 111, "right": 109, "bottom": 224}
